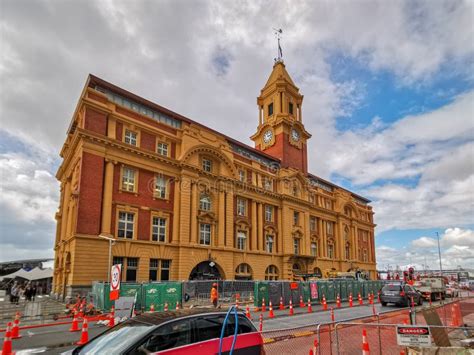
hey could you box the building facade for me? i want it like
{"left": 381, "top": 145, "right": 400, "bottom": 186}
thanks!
{"left": 53, "top": 61, "right": 376, "bottom": 297}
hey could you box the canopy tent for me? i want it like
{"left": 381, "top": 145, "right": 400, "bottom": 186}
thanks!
{"left": 0, "top": 267, "right": 53, "bottom": 282}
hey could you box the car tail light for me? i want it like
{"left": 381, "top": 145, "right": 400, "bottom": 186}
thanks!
{"left": 400, "top": 291, "right": 405, "bottom": 296}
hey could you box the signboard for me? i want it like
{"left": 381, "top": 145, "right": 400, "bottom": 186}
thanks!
{"left": 310, "top": 282, "right": 318, "bottom": 299}
{"left": 290, "top": 282, "right": 299, "bottom": 290}
{"left": 114, "top": 296, "right": 135, "bottom": 318}
{"left": 396, "top": 326, "right": 432, "bottom": 347}
{"left": 110, "top": 264, "right": 122, "bottom": 301}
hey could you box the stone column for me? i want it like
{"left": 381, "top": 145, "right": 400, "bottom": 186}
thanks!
{"left": 218, "top": 191, "right": 225, "bottom": 247}
{"left": 321, "top": 219, "right": 327, "bottom": 258}
{"left": 107, "top": 117, "right": 116, "bottom": 139}
{"left": 304, "top": 213, "right": 311, "bottom": 256}
{"left": 190, "top": 181, "right": 198, "bottom": 244}
{"left": 257, "top": 203, "right": 263, "bottom": 250}
{"left": 277, "top": 207, "right": 283, "bottom": 254}
{"left": 100, "top": 160, "right": 114, "bottom": 235}
{"left": 172, "top": 178, "right": 180, "bottom": 245}
{"left": 251, "top": 201, "right": 257, "bottom": 251}
{"left": 225, "top": 191, "right": 234, "bottom": 248}
{"left": 353, "top": 225, "right": 359, "bottom": 261}
{"left": 60, "top": 179, "right": 71, "bottom": 241}
{"left": 179, "top": 176, "right": 192, "bottom": 244}
{"left": 259, "top": 106, "right": 263, "bottom": 126}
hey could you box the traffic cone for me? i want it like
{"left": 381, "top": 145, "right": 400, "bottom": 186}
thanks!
{"left": 377, "top": 291, "right": 381, "bottom": 303}
{"left": 289, "top": 299, "right": 294, "bottom": 316}
{"left": 70, "top": 310, "right": 80, "bottom": 332}
{"left": 268, "top": 301, "right": 274, "bottom": 318}
{"left": 279, "top": 296, "right": 284, "bottom": 310}
{"left": 369, "top": 293, "right": 374, "bottom": 305}
{"left": 245, "top": 304, "right": 251, "bottom": 320}
{"left": 362, "top": 329, "right": 370, "bottom": 355}
{"left": 175, "top": 301, "right": 180, "bottom": 310}
{"left": 307, "top": 299, "right": 313, "bottom": 313}
{"left": 300, "top": 295, "right": 304, "bottom": 308}
{"left": 349, "top": 293, "right": 353, "bottom": 307}
{"left": 336, "top": 294, "right": 341, "bottom": 308}
{"left": 358, "top": 293, "right": 363, "bottom": 305}
{"left": 235, "top": 296, "right": 240, "bottom": 310}
{"left": 150, "top": 304, "right": 155, "bottom": 313}
{"left": 108, "top": 306, "right": 115, "bottom": 328}
{"left": 259, "top": 313, "right": 263, "bottom": 332}
{"left": 330, "top": 307, "right": 335, "bottom": 322}
{"left": 322, "top": 295, "right": 327, "bottom": 311}
{"left": 2, "top": 322, "right": 13, "bottom": 355}
{"left": 261, "top": 298, "right": 266, "bottom": 312}
{"left": 76, "top": 318, "right": 89, "bottom": 345}
{"left": 11, "top": 312, "right": 22, "bottom": 339}
{"left": 313, "top": 338, "right": 319, "bottom": 354}
{"left": 309, "top": 350, "right": 314, "bottom": 355}
{"left": 164, "top": 303, "right": 169, "bottom": 311}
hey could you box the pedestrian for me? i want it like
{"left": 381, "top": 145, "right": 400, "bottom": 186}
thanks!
{"left": 32, "top": 283, "right": 37, "bottom": 302}
{"left": 10, "top": 282, "right": 18, "bottom": 304}
{"left": 210, "top": 283, "right": 219, "bottom": 308}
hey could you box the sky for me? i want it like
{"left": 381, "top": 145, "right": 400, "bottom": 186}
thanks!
{"left": 0, "top": 0, "right": 473, "bottom": 271}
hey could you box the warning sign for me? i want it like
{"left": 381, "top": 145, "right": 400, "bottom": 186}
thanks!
{"left": 396, "top": 326, "right": 432, "bottom": 347}
{"left": 110, "top": 264, "right": 122, "bottom": 301}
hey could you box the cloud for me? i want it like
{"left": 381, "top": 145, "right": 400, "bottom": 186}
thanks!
{"left": 411, "top": 227, "right": 474, "bottom": 249}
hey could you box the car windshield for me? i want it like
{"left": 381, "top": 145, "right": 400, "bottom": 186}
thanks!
{"left": 76, "top": 321, "right": 153, "bottom": 354}
{"left": 383, "top": 285, "right": 401, "bottom": 291}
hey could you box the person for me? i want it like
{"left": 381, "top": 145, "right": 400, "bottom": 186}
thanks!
{"left": 10, "top": 282, "right": 18, "bottom": 304}
{"left": 210, "top": 283, "right": 219, "bottom": 308}
{"left": 31, "top": 283, "right": 37, "bottom": 302}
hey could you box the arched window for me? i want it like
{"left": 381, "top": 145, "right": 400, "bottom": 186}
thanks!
{"left": 292, "top": 263, "right": 300, "bottom": 272}
{"left": 265, "top": 265, "right": 279, "bottom": 280}
{"left": 235, "top": 263, "right": 252, "bottom": 280}
{"left": 345, "top": 243, "right": 351, "bottom": 260}
{"left": 313, "top": 267, "right": 322, "bottom": 277}
{"left": 199, "top": 194, "right": 211, "bottom": 211}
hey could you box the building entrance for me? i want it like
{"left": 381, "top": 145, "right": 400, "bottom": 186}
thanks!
{"left": 189, "top": 261, "right": 223, "bottom": 280}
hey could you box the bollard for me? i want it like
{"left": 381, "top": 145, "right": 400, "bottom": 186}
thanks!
{"left": 336, "top": 294, "right": 341, "bottom": 308}
{"left": 358, "top": 293, "right": 363, "bottom": 305}
{"left": 279, "top": 296, "right": 284, "bottom": 310}
{"left": 289, "top": 299, "right": 294, "bottom": 316}
{"left": 349, "top": 293, "right": 353, "bottom": 307}
{"left": 362, "top": 329, "right": 370, "bottom": 355}
{"left": 307, "top": 299, "right": 313, "bottom": 313}
{"left": 330, "top": 307, "right": 335, "bottom": 322}
{"left": 322, "top": 295, "right": 327, "bottom": 311}
{"left": 261, "top": 298, "right": 266, "bottom": 312}
{"left": 245, "top": 304, "right": 251, "bottom": 320}
{"left": 11, "top": 312, "right": 22, "bottom": 339}
{"left": 299, "top": 295, "right": 304, "bottom": 308}
{"left": 268, "top": 301, "right": 274, "bottom": 318}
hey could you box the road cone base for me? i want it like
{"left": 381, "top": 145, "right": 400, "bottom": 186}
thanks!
{"left": 77, "top": 340, "right": 88, "bottom": 345}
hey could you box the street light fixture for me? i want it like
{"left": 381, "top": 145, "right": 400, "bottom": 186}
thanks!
{"left": 98, "top": 234, "right": 115, "bottom": 282}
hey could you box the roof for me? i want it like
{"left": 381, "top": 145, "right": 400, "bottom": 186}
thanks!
{"left": 0, "top": 267, "right": 53, "bottom": 282}
{"left": 263, "top": 61, "right": 297, "bottom": 90}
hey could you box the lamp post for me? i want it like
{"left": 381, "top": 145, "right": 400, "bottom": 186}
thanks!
{"left": 436, "top": 232, "right": 443, "bottom": 276}
{"left": 98, "top": 234, "right": 115, "bottom": 282}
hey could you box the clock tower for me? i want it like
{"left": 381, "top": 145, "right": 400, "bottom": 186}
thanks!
{"left": 251, "top": 60, "right": 311, "bottom": 173}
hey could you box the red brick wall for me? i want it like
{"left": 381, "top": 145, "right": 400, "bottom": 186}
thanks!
{"left": 76, "top": 152, "right": 104, "bottom": 235}
{"left": 140, "top": 131, "right": 156, "bottom": 152}
{"left": 84, "top": 107, "right": 107, "bottom": 136}
{"left": 260, "top": 133, "right": 307, "bottom": 173}
{"left": 116, "top": 121, "right": 123, "bottom": 141}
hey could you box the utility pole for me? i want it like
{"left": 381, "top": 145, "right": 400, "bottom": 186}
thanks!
{"left": 436, "top": 232, "right": 443, "bottom": 276}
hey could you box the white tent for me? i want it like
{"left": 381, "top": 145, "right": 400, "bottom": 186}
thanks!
{"left": 0, "top": 267, "right": 53, "bottom": 282}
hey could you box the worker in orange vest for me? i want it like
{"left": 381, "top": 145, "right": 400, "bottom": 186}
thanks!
{"left": 210, "top": 283, "right": 219, "bottom": 308}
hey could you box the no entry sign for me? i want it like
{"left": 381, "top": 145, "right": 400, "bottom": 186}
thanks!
{"left": 110, "top": 264, "right": 122, "bottom": 301}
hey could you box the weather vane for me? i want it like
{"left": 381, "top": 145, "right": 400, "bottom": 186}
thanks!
{"left": 273, "top": 28, "right": 283, "bottom": 62}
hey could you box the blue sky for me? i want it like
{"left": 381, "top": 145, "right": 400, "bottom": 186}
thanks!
{"left": 0, "top": 0, "right": 473, "bottom": 270}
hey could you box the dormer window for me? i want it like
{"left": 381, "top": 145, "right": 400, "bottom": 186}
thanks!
{"left": 268, "top": 103, "right": 273, "bottom": 116}
{"left": 202, "top": 158, "right": 212, "bottom": 173}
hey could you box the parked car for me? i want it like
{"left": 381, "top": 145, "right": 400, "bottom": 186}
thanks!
{"left": 380, "top": 283, "right": 423, "bottom": 307}
{"left": 446, "top": 285, "right": 459, "bottom": 298}
{"left": 64, "top": 308, "right": 264, "bottom": 354}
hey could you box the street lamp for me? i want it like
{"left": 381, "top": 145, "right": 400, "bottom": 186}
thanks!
{"left": 436, "top": 232, "right": 443, "bottom": 276}
{"left": 98, "top": 234, "right": 115, "bottom": 282}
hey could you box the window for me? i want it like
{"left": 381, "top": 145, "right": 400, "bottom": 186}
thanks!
{"left": 363, "top": 231, "right": 368, "bottom": 242}
{"left": 121, "top": 167, "right": 136, "bottom": 192}
{"left": 202, "top": 158, "right": 212, "bottom": 173}
{"left": 327, "top": 243, "right": 334, "bottom": 259}
{"left": 238, "top": 169, "right": 245, "bottom": 182}
{"left": 112, "top": 256, "right": 124, "bottom": 267}
{"left": 124, "top": 129, "right": 138, "bottom": 146}
{"left": 237, "top": 198, "right": 247, "bottom": 216}
{"left": 265, "top": 265, "right": 279, "bottom": 280}
{"left": 345, "top": 243, "right": 351, "bottom": 260}
{"left": 344, "top": 226, "right": 349, "bottom": 241}
{"left": 289, "top": 102, "right": 294, "bottom": 115}
{"left": 363, "top": 249, "right": 368, "bottom": 262}
{"left": 141, "top": 318, "right": 191, "bottom": 352}
{"left": 293, "top": 238, "right": 300, "bottom": 255}
{"left": 265, "top": 205, "right": 273, "bottom": 222}
{"left": 154, "top": 175, "right": 167, "bottom": 199}
{"left": 199, "top": 223, "right": 211, "bottom": 245}
{"left": 325, "top": 199, "right": 333, "bottom": 210}
{"left": 311, "top": 242, "right": 317, "bottom": 257}
{"left": 266, "top": 235, "right": 274, "bottom": 253}
{"left": 344, "top": 207, "right": 352, "bottom": 217}
{"left": 161, "top": 260, "right": 170, "bottom": 280}
{"left": 126, "top": 258, "right": 138, "bottom": 282}
{"left": 293, "top": 211, "right": 299, "bottom": 226}
{"left": 157, "top": 142, "right": 168, "bottom": 156}
{"left": 310, "top": 216, "right": 317, "bottom": 232}
{"left": 235, "top": 263, "right": 252, "bottom": 280}
{"left": 263, "top": 177, "right": 273, "bottom": 191}
{"left": 152, "top": 216, "right": 166, "bottom": 242}
{"left": 326, "top": 221, "right": 334, "bottom": 236}
{"left": 149, "top": 259, "right": 158, "bottom": 281}
{"left": 118, "top": 212, "right": 134, "bottom": 239}
{"left": 268, "top": 103, "right": 273, "bottom": 116}
{"left": 309, "top": 193, "right": 315, "bottom": 204}
{"left": 199, "top": 194, "right": 211, "bottom": 211}
{"left": 236, "top": 231, "right": 247, "bottom": 250}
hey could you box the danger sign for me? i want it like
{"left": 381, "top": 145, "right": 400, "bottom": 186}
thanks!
{"left": 110, "top": 264, "right": 122, "bottom": 301}
{"left": 396, "top": 326, "right": 432, "bottom": 347}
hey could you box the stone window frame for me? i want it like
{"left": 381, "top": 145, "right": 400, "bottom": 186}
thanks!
{"left": 265, "top": 265, "right": 279, "bottom": 280}
{"left": 120, "top": 165, "right": 138, "bottom": 193}
{"left": 123, "top": 127, "right": 140, "bottom": 147}
{"left": 199, "top": 194, "right": 212, "bottom": 211}
{"left": 264, "top": 205, "right": 274, "bottom": 222}
{"left": 235, "top": 263, "right": 252, "bottom": 278}
{"left": 199, "top": 223, "right": 212, "bottom": 245}
{"left": 150, "top": 212, "right": 169, "bottom": 243}
{"left": 156, "top": 141, "right": 169, "bottom": 157}
{"left": 236, "top": 230, "right": 247, "bottom": 250}
{"left": 236, "top": 197, "right": 247, "bottom": 217}
{"left": 154, "top": 174, "right": 169, "bottom": 200}
{"left": 115, "top": 206, "right": 139, "bottom": 240}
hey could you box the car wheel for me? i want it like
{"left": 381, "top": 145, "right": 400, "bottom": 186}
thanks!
{"left": 381, "top": 301, "right": 387, "bottom": 306}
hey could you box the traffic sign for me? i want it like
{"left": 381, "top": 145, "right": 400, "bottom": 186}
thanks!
{"left": 110, "top": 264, "right": 122, "bottom": 301}
{"left": 396, "top": 325, "right": 432, "bottom": 347}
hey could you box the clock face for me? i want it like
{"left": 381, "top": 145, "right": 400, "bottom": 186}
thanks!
{"left": 291, "top": 128, "right": 300, "bottom": 141}
{"left": 263, "top": 130, "right": 273, "bottom": 144}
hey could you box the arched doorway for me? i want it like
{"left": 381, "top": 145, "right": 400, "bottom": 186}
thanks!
{"left": 189, "top": 261, "right": 223, "bottom": 280}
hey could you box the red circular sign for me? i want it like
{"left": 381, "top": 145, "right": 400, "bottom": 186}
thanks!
{"left": 111, "top": 265, "right": 121, "bottom": 290}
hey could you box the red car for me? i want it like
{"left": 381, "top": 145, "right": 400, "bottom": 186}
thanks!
{"left": 67, "top": 308, "right": 265, "bottom": 355}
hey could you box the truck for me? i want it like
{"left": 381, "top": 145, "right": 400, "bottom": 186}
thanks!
{"left": 414, "top": 276, "right": 446, "bottom": 301}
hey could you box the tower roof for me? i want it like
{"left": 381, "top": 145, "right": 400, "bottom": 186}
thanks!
{"left": 262, "top": 61, "right": 297, "bottom": 91}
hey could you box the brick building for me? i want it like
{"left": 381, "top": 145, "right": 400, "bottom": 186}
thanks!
{"left": 53, "top": 60, "right": 376, "bottom": 297}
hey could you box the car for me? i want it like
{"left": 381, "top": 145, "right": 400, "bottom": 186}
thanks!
{"left": 64, "top": 308, "right": 264, "bottom": 354}
{"left": 446, "top": 285, "right": 459, "bottom": 298}
{"left": 380, "top": 283, "right": 423, "bottom": 307}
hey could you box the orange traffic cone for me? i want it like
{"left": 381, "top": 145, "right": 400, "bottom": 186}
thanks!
{"left": 235, "top": 296, "right": 240, "bottom": 310}
{"left": 336, "top": 294, "right": 341, "bottom": 308}
{"left": 313, "top": 338, "right": 319, "bottom": 354}
{"left": 150, "top": 304, "right": 155, "bottom": 313}
{"left": 11, "top": 312, "right": 22, "bottom": 339}
{"left": 358, "top": 293, "right": 363, "bottom": 305}
{"left": 300, "top": 295, "right": 304, "bottom": 308}
{"left": 349, "top": 293, "right": 353, "bottom": 307}
{"left": 289, "top": 299, "right": 294, "bottom": 316}
{"left": 322, "top": 295, "right": 327, "bottom": 311}
{"left": 175, "top": 301, "right": 180, "bottom": 310}
{"left": 307, "top": 299, "right": 313, "bottom": 313}
{"left": 377, "top": 291, "right": 381, "bottom": 303}
{"left": 245, "top": 304, "right": 251, "bottom": 320}
{"left": 2, "top": 322, "right": 13, "bottom": 355}
{"left": 330, "top": 307, "right": 335, "bottom": 322}
{"left": 261, "top": 298, "right": 266, "bottom": 312}
{"left": 259, "top": 313, "right": 263, "bottom": 332}
{"left": 70, "top": 310, "right": 80, "bottom": 332}
{"left": 108, "top": 306, "right": 115, "bottom": 328}
{"left": 309, "top": 350, "right": 314, "bottom": 355}
{"left": 362, "top": 329, "right": 370, "bottom": 355}
{"left": 279, "top": 296, "right": 284, "bottom": 310}
{"left": 76, "top": 318, "right": 89, "bottom": 345}
{"left": 268, "top": 301, "right": 274, "bottom": 318}
{"left": 164, "top": 303, "right": 169, "bottom": 311}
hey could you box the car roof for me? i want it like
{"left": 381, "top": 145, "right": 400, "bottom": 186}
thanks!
{"left": 129, "top": 308, "right": 245, "bottom": 326}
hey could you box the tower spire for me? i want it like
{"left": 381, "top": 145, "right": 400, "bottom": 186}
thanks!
{"left": 273, "top": 28, "right": 283, "bottom": 63}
